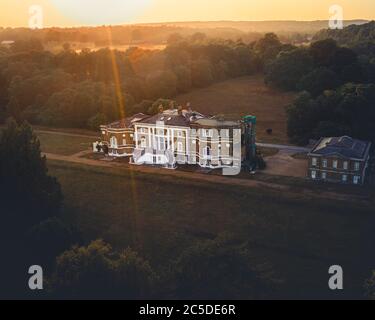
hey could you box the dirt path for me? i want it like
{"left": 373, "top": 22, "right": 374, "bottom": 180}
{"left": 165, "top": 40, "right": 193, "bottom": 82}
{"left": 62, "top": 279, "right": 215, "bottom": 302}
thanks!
{"left": 44, "top": 152, "right": 371, "bottom": 205}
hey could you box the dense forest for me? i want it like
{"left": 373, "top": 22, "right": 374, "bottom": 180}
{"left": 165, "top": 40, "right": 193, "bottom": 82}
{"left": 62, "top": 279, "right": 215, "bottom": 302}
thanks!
{"left": 0, "top": 21, "right": 374, "bottom": 144}
{"left": 0, "top": 31, "right": 267, "bottom": 129}
{"left": 280, "top": 21, "right": 375, "bottom": 145}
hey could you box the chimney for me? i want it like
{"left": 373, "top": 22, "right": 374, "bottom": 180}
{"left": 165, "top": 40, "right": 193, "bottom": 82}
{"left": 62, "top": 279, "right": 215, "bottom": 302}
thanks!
{"left": 158, "top": 104, "right": 164, "bottom": 114}
{"left": 186, "top": 102, "right": 192, "bottom": 112}
{"left": 178, "top": 105, "right": 183, "bottom": 115}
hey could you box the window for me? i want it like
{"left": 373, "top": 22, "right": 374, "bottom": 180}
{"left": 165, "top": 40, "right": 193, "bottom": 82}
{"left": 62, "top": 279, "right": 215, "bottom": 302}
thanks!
{"left": 333, "top": 160, "right": 338, "bottom": 169}
{"left": 203, "top": 129, "right": 212, "bottom": 138}
{"left": 204, "top": 147, "right": 211, "bottom": 157}
{"left": 102, "top": 131, "right": 106, "bottom": 135}
{"left": 353, "top": 176, "right": 360, "bottom": 185}
{"left": 312, "top": 157, "right": 317, "bottom": 166}
{"left": 140, "top": 137, "right": 147, "bottom": 148}
{"left": 322, "top": 172, "right": 327, "bottom": 180}
{"left": 110, "top": 136, "right": 118, "bottom": 148}
{"left": 311, "top": 170, "right": 317, "bottom": 179}
{"left": 122, "top": 139, "right": 126, "bottom": 146}
{"left": 343, "top": 161, "right": 348, "bottom": 170}
{"left": 177, "top": 142, "right": 183, "bottom": 152}
{"left": 342, "top": 174, "right": 348, "bottom": 182}
{"left": 354, "top": 162, "right": 360, "bottom": 171}
{"left": 322, "top": 159, "right": 328, "bottom": 168}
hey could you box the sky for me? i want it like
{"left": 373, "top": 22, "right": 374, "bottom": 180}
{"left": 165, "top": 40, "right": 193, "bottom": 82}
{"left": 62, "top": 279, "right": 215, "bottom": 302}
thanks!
{"left": 0, "top": 0, "right": 374, "bottom": 28}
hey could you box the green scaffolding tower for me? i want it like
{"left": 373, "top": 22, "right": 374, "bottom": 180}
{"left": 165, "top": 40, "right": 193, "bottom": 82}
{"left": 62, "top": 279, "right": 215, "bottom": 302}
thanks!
{"left": 243, "top": 115, "right": 257, "bottom": 170}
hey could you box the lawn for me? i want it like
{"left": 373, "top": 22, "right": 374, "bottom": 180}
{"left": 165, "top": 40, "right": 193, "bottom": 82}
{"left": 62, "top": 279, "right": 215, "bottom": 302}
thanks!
{"left": 37, "top": 132, "right": 95, "bottom": 156}
{"left": 48, "top": 159, "right": 375, "bottom": 299}
{"left": 175, "top": 75, "right": 295, "bottom": 144}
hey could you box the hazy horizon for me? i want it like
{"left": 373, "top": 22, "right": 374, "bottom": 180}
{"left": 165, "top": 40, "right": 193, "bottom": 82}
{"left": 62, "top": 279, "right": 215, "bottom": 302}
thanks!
{"left": 1, "top": 0, "right": 374, "bottom": 28}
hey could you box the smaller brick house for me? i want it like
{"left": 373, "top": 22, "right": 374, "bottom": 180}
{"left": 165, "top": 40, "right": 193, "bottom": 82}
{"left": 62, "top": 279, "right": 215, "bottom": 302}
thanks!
{"left": 99, "top": 113, "right": 149, "bottom": 157}
{"left": 307, "top": 136, "right": 371, "bottom": 185}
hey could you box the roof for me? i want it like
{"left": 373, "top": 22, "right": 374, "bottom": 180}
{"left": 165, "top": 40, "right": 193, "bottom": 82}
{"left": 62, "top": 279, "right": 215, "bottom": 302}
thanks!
{"left": 137, "top": 109, "right": 207, "bottom": 127}
{"left": 103, "top": 108, "right": 243, "bottom": 130}
{"left": 105, "top": 113, "right": 149, "bottom": 129}
{"left": 309, "top": 136, "right": 371, "bottom": 160}
{"left": 193, "top": 118, "right": 240, "bottom": 128}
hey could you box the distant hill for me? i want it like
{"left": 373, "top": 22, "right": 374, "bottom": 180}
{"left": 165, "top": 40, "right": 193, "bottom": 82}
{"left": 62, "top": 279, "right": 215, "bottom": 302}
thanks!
{"left": 313, "top": 21, "right": 375, "bottom": 45}
{"left": 149, "top": 20, "right": 369, "bottom": 34}
{"left": 0, "top": 20, "right": 370, "bottom": 49}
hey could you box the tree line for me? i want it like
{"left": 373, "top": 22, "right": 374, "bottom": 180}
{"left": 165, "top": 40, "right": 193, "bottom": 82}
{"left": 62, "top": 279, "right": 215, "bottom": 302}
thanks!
{"left": 264, "top": 21, "right": 375, "bottom": 145}
{"left": 0, "top": 34, "right": 268, "bottom": 129}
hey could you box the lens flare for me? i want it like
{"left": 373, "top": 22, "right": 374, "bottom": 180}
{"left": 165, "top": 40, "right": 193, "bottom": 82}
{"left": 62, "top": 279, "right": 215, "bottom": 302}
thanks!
{"left": 50, "top": 0, "right": 153, "bottom": 25}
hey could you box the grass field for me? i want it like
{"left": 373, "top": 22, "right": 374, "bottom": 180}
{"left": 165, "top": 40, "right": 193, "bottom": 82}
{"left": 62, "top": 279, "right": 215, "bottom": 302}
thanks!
{"left": 48, "top": 159, "right": 375, "bottom": 299}
{"left": 37, "top": 132, "right": 94, "bottom": 156}
{"left": 176, "top": 75, "right": 295, "bottom": 144}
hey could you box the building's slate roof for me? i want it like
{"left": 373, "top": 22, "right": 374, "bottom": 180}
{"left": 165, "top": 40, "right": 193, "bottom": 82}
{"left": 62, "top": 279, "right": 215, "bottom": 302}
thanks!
{"left": 136, "top": 109, "right": 207, "bottom": 127}
{"left": 309, "top": 136, "right": 371, "bottom": 160}
{"left": 193, "top": 118, "right": 240, "bottom": 128}
{"left": 104, "top": 108, "right": 242, "bottom": 130}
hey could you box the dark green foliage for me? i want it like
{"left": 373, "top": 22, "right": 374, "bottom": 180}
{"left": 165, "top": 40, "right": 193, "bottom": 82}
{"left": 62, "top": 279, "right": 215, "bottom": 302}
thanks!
{"left": 0, "top": 119, "right": 62, "bottom": 228}
{"left": 50, "top": 240, "right": 156, "bottom": 299}
{"left": 298, "top": 67, "right": 341, "bottom": 97}
{"left": 287, "top": 84, "right": 375, "bottom": 145}
{"left": 0, "top": 37, "right": 259, "bottom": 129}
{"left": 265, "top": 48, "right": 314, "bottom": 91}
{"left": 0, "top": 120, "right": 64, "bottom": 298}
{"left": 26, "top": 217, "right": 82, "bottom": 268}
{"left": 313, "top": 21, "right": 375, "bottom": 49}
{"left": 170, "top": 235, "right": 275, "bottom": 299}
{"left": 310, "top": 38, "right": 338, "bottom": 66}
{"left": 131, "top": 100, "right": 153, "bottom": 115}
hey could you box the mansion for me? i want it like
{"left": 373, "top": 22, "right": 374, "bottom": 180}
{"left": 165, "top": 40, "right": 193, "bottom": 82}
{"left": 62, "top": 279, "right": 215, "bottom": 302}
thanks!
{"left": 95, "top": 107, "right": 256, "bottom": 171}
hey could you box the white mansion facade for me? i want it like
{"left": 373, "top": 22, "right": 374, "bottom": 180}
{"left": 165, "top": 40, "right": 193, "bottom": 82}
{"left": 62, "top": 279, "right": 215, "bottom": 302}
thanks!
{"left": 96, "top": 107, "right": 244, "bottom": 171}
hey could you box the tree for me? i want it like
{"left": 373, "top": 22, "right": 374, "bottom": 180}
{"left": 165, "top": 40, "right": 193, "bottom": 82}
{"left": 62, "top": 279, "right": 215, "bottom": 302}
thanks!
{"left": 145, "top": 70, "right": 177, "bottom": 100}
{"left": 0, "top": 119, "right": 62, "bottom": 229}
{"left": 26, "top": 217, "right": 81, "bottom": 268}
{"left": 191, "top": 59, "right": 214, "bottom": 88}
{"left": 309, "top": 39, "right": 338, "bottom": 66}
{"left": 254, "top": 33, "right": 282, "bottom": 63}
{"left": 286, "top": 92, "right": 320, "bottom": 145}
{"left": 287, "top": 84, "right": 375, "bottom": 145}
{"left": 171, "top": 235, "right": 275, "bottom": 299}
{"left": 167, "top": 33, "right": 184, "bottom": 45}
{"left": 0, "top": 120, "right": 63, "bottom": 298}
{"left": 50, "top": 240, "right": 156, "bottom": 299}
{"left": 87, "top": 113, "right": 108, "bottom": 130}
{"left": 298, "top": 67, "right": 341, "bottom": 97}
{"left": 265, "top": 48, "right": 314, "bottom": 91}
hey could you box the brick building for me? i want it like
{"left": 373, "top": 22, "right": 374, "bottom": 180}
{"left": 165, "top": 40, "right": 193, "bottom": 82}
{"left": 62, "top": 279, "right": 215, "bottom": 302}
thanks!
{"left": 307, "top": 136, "right": 371, "bottom": 185}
